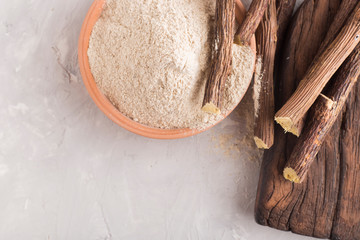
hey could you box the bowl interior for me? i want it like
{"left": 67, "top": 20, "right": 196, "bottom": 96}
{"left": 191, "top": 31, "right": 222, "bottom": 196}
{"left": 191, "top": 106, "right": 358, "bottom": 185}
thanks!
{"left": 78, "top": 0, "right": 256, "bottom": 139}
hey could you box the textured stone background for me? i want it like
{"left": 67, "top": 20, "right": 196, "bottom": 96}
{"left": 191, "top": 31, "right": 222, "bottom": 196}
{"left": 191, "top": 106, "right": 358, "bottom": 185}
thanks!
{"left": 0, "top": 0, "right": 314, "bottom": 239}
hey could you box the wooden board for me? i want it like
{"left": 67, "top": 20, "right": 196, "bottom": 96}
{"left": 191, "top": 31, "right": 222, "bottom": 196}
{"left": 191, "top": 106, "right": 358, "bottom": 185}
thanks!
{"left": 254, "top": 0, "right": 360, "bottom": 239}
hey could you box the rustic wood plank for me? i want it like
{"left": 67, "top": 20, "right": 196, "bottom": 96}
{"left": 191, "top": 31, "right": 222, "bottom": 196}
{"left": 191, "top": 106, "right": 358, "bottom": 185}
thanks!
{"left": 331, "top": 82, "right": 360, "bottom": 240}
{"left": 276, "top": 0, "right": 296, "bottom": 46}
{"left": 274, "top": 0, "right": 296, "bottom": 75}
{"left": 255, "top": 0, "right": 344, "bottom": 238}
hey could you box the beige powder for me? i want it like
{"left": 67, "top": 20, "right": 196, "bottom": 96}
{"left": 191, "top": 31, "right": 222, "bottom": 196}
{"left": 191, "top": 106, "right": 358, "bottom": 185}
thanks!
{"left": 88, "top": 0, "right": 255, "bottom": 129}
{"left": 253, "top": 56, "right": 263, "bottom": 118}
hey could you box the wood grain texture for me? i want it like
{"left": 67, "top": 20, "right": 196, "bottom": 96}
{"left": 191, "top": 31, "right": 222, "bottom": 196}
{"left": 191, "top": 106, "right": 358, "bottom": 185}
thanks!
{"left": 275, "top": 0, "right": 339, "bottom": 136}
{"left": 284, "top": 45, "right": 360, "bottom": 183}
{"left": 332, "top": 82, "right": 360, "bottom": 240}
{"left": 275, "top": 0, "right": 296, "bottom": 65}
{"left": 235, "top": 0, "right": 270, "bottom": 45}
{"left": 283, "top": 0, "right": 354, "bottom": 136}
{"left": 202, "top": 0, "right": 234, "bottom": 114}
{"left": 275, "top": 2, "right": 360, "bottom": 134}
{"left": 253, "top": 0, "right": 277, "bottom": 149}
{"left": 276, "top": 0, "right": 296, "bottom": 42}
{"left": 318, "top": 0, "right": 359, "bottom": 55}
{"left": 253, "top": 0, "right": 360, "bottom": 238}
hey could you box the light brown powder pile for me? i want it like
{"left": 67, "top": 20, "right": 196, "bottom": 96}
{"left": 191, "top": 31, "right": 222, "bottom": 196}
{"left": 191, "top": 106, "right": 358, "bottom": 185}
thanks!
{"left": 88, "top": 0, "right": 255, "bottom": 129}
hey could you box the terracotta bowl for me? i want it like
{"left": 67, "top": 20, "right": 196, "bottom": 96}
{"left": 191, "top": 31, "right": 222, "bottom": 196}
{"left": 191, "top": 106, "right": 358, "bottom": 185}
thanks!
{"left": 78, "top": 0, "right": 256, "bottom": 139}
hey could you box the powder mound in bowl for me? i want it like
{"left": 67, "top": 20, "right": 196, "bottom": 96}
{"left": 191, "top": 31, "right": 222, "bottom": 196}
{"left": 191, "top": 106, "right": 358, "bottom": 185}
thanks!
{"left": 88, "top": 0, "right": 255, "bottom": 130}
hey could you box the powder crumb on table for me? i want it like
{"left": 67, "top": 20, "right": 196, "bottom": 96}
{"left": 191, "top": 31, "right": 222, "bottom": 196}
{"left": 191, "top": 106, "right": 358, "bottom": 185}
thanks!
{"left": 208, "top": 91, "right": 264, "bottom": 162}
{"left": 212, "top": 133, "right": 242, "bottom": 157}
{"left": 88, "top": 0, "right": 255, "bottom": 130}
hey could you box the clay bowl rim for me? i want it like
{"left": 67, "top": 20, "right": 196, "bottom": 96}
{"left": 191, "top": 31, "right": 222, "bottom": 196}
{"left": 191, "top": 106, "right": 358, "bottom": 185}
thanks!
{"left": 78, "top": 0, "right": 256, "bottom": 139}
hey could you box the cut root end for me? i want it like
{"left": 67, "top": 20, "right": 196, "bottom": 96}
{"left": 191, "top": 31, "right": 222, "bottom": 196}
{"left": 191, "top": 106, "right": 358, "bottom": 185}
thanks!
{"left": 275, "top": 116, "right": 294, "bottom": 133}
{"left": 254, "top": 136, "right": 270, "bottom": 149}
{"left": 233, "top": 35, "right": 246, "bottom": 46}
{"left": 283, "top": 167, "right": 301, "bottom": 183}
{"left": 202, "top": 102, "right": 221, "bottom": 115}
{"left": 289, "top": 125, "right": 300, "bottom": 137}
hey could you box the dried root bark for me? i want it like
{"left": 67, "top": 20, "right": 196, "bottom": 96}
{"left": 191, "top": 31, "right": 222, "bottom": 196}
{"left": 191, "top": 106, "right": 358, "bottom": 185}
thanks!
{"left": 235, "top": 0, "right": 270, "bottom": 45}
{"left": 253, "top": 0, "right": 277, "bottom": 149}
{"left": 284, "top": 45, "right": 360, "bottom": 183}
{"left": 275, "top": 0, "right": 338, "bottom": 136}
{"left": 202, "top": 0, "right": 234, "bottom": 114}
{"left": 275, "top": 3, "right": 360, "bottom": 134}
{"left": 318, "top": 0, "right": 359, "bottom": 55}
